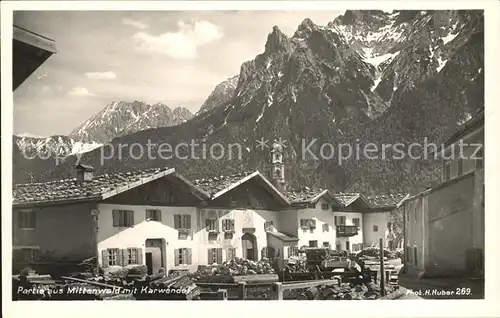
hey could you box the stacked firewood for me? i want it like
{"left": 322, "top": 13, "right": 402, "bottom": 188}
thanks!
{"left": 192, "top": 258, "right": 275, "bottom": 278}
{"left": 285, "top": 282, "right": 397, "bottom": 300}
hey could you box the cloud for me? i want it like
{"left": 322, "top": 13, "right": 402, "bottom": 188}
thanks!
{"left": 84, "top": 71, "right": 117, "bottom": 80}
{"left": 133, "top": 20, "right": 223, "bottom": 59}
{"left": 122, "top": 17, "right": 149, "bottom": 29}
{"left": 68, "top": 87, "right": 95, "bottom": 97}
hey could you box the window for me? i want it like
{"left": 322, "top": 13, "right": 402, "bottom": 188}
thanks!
{"left": 300, "top": 219, "right": 316, "bottom": 230}
{"left": 264, "top": 220, "right": 274, "bottom": 231}
{"left": 175, "top": 248, "right": 192, "bottom": 266}
{"left": 443, "top": 161, "right": 451, "bottom": 180}
{"left": 208, "top": 232, "right": 218, "bottom": 241}
{"left": 226, "top": 248, "right": 236, "bottom": 261}
{"left": 224, "top": 232, "right": 234, "bottom": 240}
{"left": 323, "top": 242, "right": 330, "bottom": 248}
{"left": 288, "top": 246, "right": 299, "bottom": 258}
{"left": 13, "top": 248, "right": 39, "bottom": 262}
{"left": 322, "top": 224, "right": 329, "bottom": 232}
{"left": 353, "top": 218, "right": 360, "bottom": 227}
{"left": 17, "top": 210, "right": 36, "bottom": 229}
{"left": 108, "top": 248, "right": 119, "bottom": 266}
{"left": 146, "top": 209, "right": 161, "bottom": 222}
{"left": 373, "top": 225, "right": 379, "bottom": 232}
{"left": 112, "top": 210, "right": 134, "bottom": 227}
{"left": 457, "top": 158, "right": 464, "bottom": 176}
{"left": 346, "top": 241, "right": 350, "bottom": 250}
{"left": 125, "top": 248, "right": 139, "bottom": 265}
{"left": 206, "top": 218, "right": 218, "bottom": 231}
{"left": 222, "top": 219, "right": 235, "bottom": 231}
{"left": 334, "top": 216, "right": 346, "bottom": 225}
{"left": 309, "top": 240, "right": 318, "bottom": 248}
{"left": 174, "top": 215, "right": 191, "bottom": 229}
{"left": 321, "top": 203, "right": 329, "bottom": 210}
{"left": 413, "top": 246, "right": 418, "bottom": 266}
{"left": 208, "top": 248, "right": 223, "bottom": 264}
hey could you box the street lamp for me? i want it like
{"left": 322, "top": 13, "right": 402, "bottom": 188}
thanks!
{"left": 90, "top": 208, "right": 100, "bottom": 276}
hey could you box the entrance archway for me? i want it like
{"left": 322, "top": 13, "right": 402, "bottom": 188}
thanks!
{"left": 241, "top": 233, "right": 258, "bottom": 260}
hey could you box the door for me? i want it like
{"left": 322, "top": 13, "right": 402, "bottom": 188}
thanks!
{"left": 145, "top": 252, "right": 153, "bottom": 275}
{"left": 345, "top": 241, "right": 350, "bottom": 251}
{"left": 242, "top": 233, "right": 257, "bottom": 260}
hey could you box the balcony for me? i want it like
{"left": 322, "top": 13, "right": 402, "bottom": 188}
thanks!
{"left": 336, "top": 225, "right": 358, "bottom": 237}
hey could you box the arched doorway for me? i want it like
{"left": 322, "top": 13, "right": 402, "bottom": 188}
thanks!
{"left": 242, "top": 233, "right": 257, "bottom": 260}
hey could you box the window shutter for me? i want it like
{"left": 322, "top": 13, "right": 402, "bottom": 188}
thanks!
{"left": 222, "top": 220, "right": 227, "bottom": 231}
{"left": 186, "top": 215, "right": 191, "bottom": 229}
{"left": 174, "top": 249, "right": 180, "bottom": 266}
{"left": 30, "top": 211, "right": 36, "bottom": 228}
{"left": 117, "top": 249, "right": 125, "bottom": 266}
{"left": 137, "top": 248, "right": 143, "bottom": 265}
{"left": 187, "top": 249, "right": 192, "bottom": 265}
{"left": 334, "top": 216, "right": 338, "bottom": 225}
{"left": 113, "top": 210, "right": 119, "bottom": 227}
{"left": 215, "top": 218, "right": 219, "bottom": 232}
{"left": 174, "top": 215, "right": 181, "bottom": 229}
{"left": 217, "top": 248, "right": 222, "bottom": 264}
{"left": 230, "top": 219, "right": 235, "bottom": 230}
{"left": 128, "top": 211, "right": 134, "bottom": 226}
{"left": 101, "top": 250, "right": 109, "bottom": 268}
{"left": 208, "top": 249, "right": 213, "bottom": 264}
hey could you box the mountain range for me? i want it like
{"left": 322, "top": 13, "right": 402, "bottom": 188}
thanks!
{"left": 13, "top": 10, "right": 484, "bottom": 195}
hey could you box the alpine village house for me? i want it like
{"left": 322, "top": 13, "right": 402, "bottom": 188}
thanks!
{"left": 13, "top": 141, "right": 408, "bottom": 275}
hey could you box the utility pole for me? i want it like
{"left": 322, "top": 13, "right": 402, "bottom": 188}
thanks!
{"left": 379, "top": 238, "right": 385, "bottom": 297}
{"left": 90, "top": 209, "right": 100, "bottom": 276}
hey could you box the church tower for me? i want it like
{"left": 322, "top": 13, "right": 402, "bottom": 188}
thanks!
{"left": 270, "top": 139, "right": 286, "bottom": 191}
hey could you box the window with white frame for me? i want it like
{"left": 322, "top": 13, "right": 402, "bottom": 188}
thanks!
{"left": 175, "top": 248, "right": 192, "bottom": 266}
{"left": 206, "top": 218, "right": 218, "bottom": 231}
{"left": 174, "top": 215, "right": 191, "bottom": 229}
{"left": 17, "top": 210, "right": 36, "bottom": 229}
{"left": 108, "top": 248, "right": 119, "bottom": 266}
{"left": 112, "top": 210, "right": 134, "bottom": 227}
{"left": 126, "top": 248, "right": 139, "bottom": 265}
{"left": 222, "top": 219, "right": 235, "bottom": 231}
{"left": 146, "top": 209, "right": 161, "bottom": 221}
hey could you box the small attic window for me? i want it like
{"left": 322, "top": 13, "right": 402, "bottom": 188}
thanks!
{"left": 321, "top": 203, "right": 329, "bottom": 210}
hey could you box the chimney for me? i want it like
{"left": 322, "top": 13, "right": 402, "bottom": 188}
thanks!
{"left": 76, "top": 164, "right": 94, "bottom": 185}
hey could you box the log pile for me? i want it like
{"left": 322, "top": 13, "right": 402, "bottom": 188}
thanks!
{"left": 285, "top": 282, "right": 397, "bottom": 300}
{"left": 192, "top": 258, "right": 275, "bottom": 278}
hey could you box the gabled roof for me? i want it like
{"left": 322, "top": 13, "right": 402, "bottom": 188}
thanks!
{"left": 13, "top": 167, "right": 210, "bottom": 207}
{"left": 365, "top": 193, "right": 410, "bottom": 209}
{"left": 193, "top": 170, "right": 290, "bottom": 205}
{"left": 267, "top": 230, "right": 299, "bottom": 242}
{"left": 333, "top": 192, "right": 372, "bottom": 208}
{"left": 284, "top": 188, "right": 342, "bottom": 207}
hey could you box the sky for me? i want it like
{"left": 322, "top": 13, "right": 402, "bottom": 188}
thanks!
{"left": 13, "top": 10, "right": 343, "bottom": 137}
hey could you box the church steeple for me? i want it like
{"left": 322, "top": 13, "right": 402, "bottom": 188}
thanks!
{"left": 270, "top": 139, "right": 286, "bottom": 191}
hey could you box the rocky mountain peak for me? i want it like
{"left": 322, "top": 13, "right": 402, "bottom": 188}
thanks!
{"left": 264, "top": 25, "right": 292, "bottom": 54}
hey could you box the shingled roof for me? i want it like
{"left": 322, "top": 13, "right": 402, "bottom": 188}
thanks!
{"left": 332, "top": 192, "right": 374, "bottom": 208}
{"left": 284, "top": 187, "right": 342, "bottom": 207}
{"left": 365, "top": 193, "right": 410, "bottom": 209}
{"left": 13, "top": 167, "right": 208, "bottom": 207}
{"left": 192, "top": 170, "right": 289, "bottom": 204}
